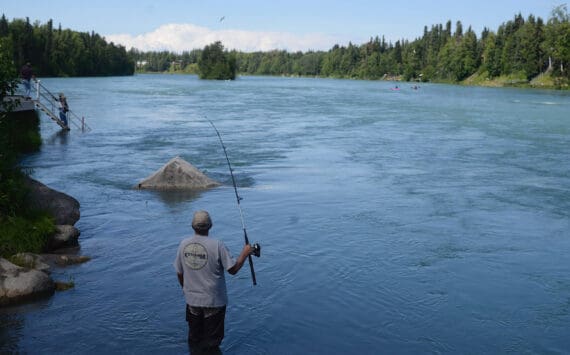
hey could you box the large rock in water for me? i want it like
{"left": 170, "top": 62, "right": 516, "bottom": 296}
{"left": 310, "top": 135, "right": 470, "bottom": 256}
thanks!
{"left": 137, "top": 156, "right": 220, "bottom": 190}
{"left": 24, "top": 177, "right": 80, "bottom": 225}
{"left": 0, "top": 258, "right": 55, "bottom": 306}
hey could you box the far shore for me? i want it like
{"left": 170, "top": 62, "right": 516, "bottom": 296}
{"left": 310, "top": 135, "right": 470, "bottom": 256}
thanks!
{"left": 133, "top": 70, "right": 569, "bottom": 91}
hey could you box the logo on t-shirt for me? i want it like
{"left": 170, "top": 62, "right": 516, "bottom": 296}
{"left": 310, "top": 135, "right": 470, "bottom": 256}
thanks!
{"left": 183, "top": 243, "right": 208, "bottom": 270}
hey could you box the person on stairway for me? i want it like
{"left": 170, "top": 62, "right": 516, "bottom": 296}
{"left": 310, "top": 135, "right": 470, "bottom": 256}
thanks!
{"left": 57, "top": 93, "right": 70, "bottom": 130}
{"left": 20, "top": 62, "right": 35, "bottom": 99}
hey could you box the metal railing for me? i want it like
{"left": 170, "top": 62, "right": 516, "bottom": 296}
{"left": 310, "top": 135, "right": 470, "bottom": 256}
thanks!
{"left": 28, "top": 79, "right": 92, "bottom": 132}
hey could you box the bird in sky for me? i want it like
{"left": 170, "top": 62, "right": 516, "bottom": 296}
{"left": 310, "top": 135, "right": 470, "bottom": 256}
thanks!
{"left": 219, "top": 16, "right": 225, "bottom": 22}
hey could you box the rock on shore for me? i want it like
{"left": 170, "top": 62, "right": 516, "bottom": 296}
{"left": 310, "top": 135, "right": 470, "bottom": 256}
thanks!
{"left": 24, "top": 177, "right": 80, "bottom": 225}
{"left": 0, "top": 178, "right": 85, "bottom": 307}
{"left": 48, "top": 225, "right": 80, "bottom": 250}
{"left": 0, "top": 258, "right": 55, "bottom": 306}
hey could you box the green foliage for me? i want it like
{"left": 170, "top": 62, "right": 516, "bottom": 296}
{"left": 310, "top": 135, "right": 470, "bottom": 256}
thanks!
{"left": 198, "top": 41, "right": 236, "bottom": 80}
{"left": 0, "top": 112, "right": 53, "bottom": 259}
{"left": 1, "top": 40, "right": 54, "bottom": 258}
{"left": 183, "top": 63, "right": 199, "bottom": 74}
{"left": 0, "top": 15, "right": 134, "bottom": 77}
{"left": 0, "top": 214, "right": 55, "bottom": 258}
{"left": 0, "top": 36, "right": 19, "bottom": 113}
{"left": 1, "top": 110, "right": 42, "bottom": 153}
{"left": 0, "top": 165, "right": 27, "bottom": 218}
{"left": 544, "top": 4, "right": 570, "bottom": 79}
{"left": 0, "top": 110, "right": 42, "bottom": 222}
{"left": 8, "top": 253, "right": 36, "bottom": 268}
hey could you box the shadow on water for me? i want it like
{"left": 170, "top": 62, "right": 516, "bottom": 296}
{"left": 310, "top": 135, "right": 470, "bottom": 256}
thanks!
{"left": 149, "top": 189, "right": 207, "bottom": 206}
{"left": 189, "top": 345, "right": 223, "bottom": 355}
{"left": 45, "top": 129, "right": 70, "bottom": 145}
{"left": 0, "top": 313, "right": 23, "bottom": 353}
{"left": 209, "top": 172, "right": 255, "bottom": 189}
{"left": 139, "top": 172, "right": 255, "bottom": 209}
{"left": 0, "top": 300, "right": 50, "bottom": 353}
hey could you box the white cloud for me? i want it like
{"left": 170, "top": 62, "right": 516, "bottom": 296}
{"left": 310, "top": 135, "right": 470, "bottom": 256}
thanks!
{"left": 104, "top": 23, "right": 343, "bottom": 53}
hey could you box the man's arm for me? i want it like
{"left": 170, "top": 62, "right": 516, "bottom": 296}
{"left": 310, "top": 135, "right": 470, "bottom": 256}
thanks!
{"left": 228, "top": 244, "right": 253, "bottom": 275}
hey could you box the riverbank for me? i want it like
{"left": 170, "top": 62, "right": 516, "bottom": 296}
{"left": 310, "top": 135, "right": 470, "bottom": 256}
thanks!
{"left": 0, "top": 110, "right": 89, "bottom": 306}
{"left": 461, "top": 70, "right": 569, "bottom": 90}
{"left": 0, "top": 176, "right": 88, "bottom": 306}
{"left": 135, "top": 69, "right": 569, "bottom": 90}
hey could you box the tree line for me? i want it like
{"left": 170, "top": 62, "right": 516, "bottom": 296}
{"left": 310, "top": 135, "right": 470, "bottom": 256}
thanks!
{"left": 0, "top": 15, "right": 134, "bottom": 77}
{"left": 133, "top": 7, "right": 569, "bottom": 86}
{"left": 2, "top": 7, "right": 568, "bottom": 85}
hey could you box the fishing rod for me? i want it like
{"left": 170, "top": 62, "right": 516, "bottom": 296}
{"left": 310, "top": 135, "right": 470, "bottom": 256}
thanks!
{"left": 206, "top": 117, "right": 260, "bottom": 286}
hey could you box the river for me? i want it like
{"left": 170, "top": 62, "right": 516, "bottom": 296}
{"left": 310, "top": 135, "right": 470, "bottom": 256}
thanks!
{"left": 1, "top": 74, "right": 569, "bottom": 354}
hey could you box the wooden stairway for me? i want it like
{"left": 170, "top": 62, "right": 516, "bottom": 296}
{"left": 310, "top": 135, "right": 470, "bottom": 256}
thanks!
{"left": 33, "top": 99, "right": 69, "bottom": 129}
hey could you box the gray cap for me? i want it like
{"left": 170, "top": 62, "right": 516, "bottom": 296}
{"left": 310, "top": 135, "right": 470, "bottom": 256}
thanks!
{"left": 192, "top": 210, "right": 212, "bottom": 230}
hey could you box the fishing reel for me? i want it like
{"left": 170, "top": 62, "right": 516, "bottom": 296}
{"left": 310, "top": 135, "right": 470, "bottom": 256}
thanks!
{"left": 251, "top": 243, "right": 261, "bottom": 257}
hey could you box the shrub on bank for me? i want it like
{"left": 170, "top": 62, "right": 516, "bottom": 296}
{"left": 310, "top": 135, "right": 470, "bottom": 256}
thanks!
{"left": 1, "top": 110, "right": 55, "bottom": 258}
{"left": 0, "top": 214, "right": 55, "bottom": 258}
{"left": 1, "top": 110, "right": 42, "bottom": 153}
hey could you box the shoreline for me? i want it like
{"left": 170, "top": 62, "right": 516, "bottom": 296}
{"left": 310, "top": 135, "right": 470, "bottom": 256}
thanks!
{"left": 0, "top": 177, "right": 89, "bottom": 307}
{"left": 134, "top": 70, "right": 570, "bottom": 91}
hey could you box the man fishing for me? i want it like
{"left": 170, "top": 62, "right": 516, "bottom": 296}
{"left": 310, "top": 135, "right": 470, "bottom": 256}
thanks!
{"left": 174, "top": 210, "right": 254, "bottom": 352}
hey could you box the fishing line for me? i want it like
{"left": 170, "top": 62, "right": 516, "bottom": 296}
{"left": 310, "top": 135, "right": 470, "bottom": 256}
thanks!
{"left": 205, "top": 116, "right": 259, "bottom": 286}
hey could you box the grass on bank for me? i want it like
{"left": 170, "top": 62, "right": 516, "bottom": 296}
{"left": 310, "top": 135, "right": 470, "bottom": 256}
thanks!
{"left": 0, "top": 214, "right": 55, "bottom": 258}
{"left": 138, "top": 65, "right": 570, "bottom": 90}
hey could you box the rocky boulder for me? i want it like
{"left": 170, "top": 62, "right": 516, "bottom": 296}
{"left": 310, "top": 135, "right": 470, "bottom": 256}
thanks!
{"left": 47, "top": 225, "right": 80, "bottom": 251}
{"left": 0, "top": 258, "right": 55, "bottom": 306}
{"left": 24, "top": 177, "right": 80, "bottom": 225}
{"left": 9, "top": 253, "right": 51, "bottom": 273}
{"left": 137, "top": 156, "right": 220, "bottom": 190}
{"left": 40, "top": 254, "right": 91, "bottom": 267}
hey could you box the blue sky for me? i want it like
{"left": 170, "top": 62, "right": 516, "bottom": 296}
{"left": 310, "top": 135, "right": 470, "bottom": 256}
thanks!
{"left": 1, "top": 0, "right": 558, "bottom": 52}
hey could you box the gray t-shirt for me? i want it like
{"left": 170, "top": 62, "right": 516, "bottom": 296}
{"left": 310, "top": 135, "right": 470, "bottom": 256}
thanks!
{"left": 174, "top": 234, "right": 236, "bottom": 307}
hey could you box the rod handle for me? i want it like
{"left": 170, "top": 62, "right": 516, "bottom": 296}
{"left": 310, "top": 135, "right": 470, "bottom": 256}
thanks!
{"left": 244, "top": 229, "right": 257, "bottom": 286}
{"left": 248, "top": 254, "right": 257, "bottom": 286}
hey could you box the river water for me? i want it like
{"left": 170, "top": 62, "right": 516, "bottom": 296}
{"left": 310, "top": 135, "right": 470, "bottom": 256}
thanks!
{"left": 1, "top": 75, "right": 569, "bottom": 354}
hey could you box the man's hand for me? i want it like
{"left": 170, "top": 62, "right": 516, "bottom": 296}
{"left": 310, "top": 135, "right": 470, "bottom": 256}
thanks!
{"left": 228, "top": 244, "right": 254, "bottom": 275}
{"left": 243, "top": 244, "right": 254, "bottom": 256}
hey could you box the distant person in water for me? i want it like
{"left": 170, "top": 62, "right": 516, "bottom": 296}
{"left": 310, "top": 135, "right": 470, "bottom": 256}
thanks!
{"left": 57, "top": 93, "right": 70, "bottom": 129}
{"left": 20, "top": 62, "right": 34, "bottom": 98}
{"left": 174, "top": 210, "right": 253, "bottom": 353}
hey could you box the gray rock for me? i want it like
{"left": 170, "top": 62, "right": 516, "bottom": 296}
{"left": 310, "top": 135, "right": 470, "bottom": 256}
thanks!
{"left": 137, "top": 156, "right": 220, "bottom": 190}
{"left": 24, "top": 177, "right": 80, "bottom": 225}
{"left": 47, "top": 225, "right": 80, "bottom": 251}
{"left": 10, "top": 253, "right": 51, "bottom": 273}
{"left": 41, "top": 254, "right": 91, "bottom": 267}
{"left": 0, "top": 258, "right": 55, "bottom": 306}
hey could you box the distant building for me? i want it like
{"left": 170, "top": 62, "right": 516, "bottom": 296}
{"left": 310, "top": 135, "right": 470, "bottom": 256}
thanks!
{"left": 170, "top": 60, "right": 183, "bottom": 71}
{"left": 136, "top": 60, "right": 148, "bottom": 69}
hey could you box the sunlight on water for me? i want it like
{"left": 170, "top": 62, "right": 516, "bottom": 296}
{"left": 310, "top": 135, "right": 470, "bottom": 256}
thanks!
{"left": 2, "top": 75, "right": 569, "bottom": 354}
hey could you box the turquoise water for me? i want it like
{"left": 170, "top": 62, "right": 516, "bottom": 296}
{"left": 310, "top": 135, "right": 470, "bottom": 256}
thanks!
{"left": 1, "top": 75, "right": 569, "bottom": 354}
